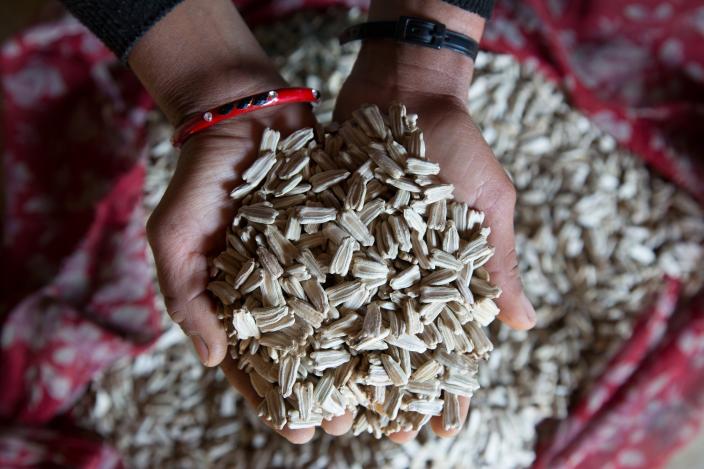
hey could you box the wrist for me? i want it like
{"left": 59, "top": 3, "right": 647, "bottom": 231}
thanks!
{"left": 351, "top": 0, "right": 486, "bottom": 100}
{"left": 350, "top": 41, "right": 473, "bottom": 102}
{"left": 156, "top": 65, "right": 287, "bottom": 126}
{"left": 128, "top": 0, "right": 285, "bottom": 124}
{"left": 368, "top": 0, "right": 486, "bottom": 42}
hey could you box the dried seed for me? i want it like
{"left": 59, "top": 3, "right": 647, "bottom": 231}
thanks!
{"left": 344, "top": 174, "right": 367, "bottom": 211}
{"left": 359, "top": 199, "right": 385, "bottom": 225}
{"left": 390, "top": 265, "right": 421, "bottom": 290}
{"left": 339, "top": 210, "right": 375, "bottom": 246}
{"left": 297, "top": 249, "right": 326, "bottom": 282}
{"left": 278, "top": 152, "right": 310, "bottom": 180}
{"left": 351, "top": 258, "right": 389, "bottom": 280}
{"left": 240, "top": 268, "right": 264, "bottom": 294}
{"left": 259, "top": 128, "right": 280, "bottom": 153}
{"left": 302, "top": 279, "right": 329, "bottom": 314}
{"left": 265, "top": 225, "right": 300, "bottom": 265}
{"left": 388, "top": 102, "right": 406, "bottom": 139}
{"left": 329, "top": 237, "right": 356, "bottom": 276}
{"left": 232, "top": 309, "right": 260, "bottom": 339}
{"left": 265, "top": 389, "right": 287, "bottom": 429}
{"left": 404, "top": 129, "right": 425, "bottom": 158}
{"left": 367, "top": 142, "right": 404, "bottom": 179}
{"left": 353, "top": 104, "right": 387, "bottom": 139}
{"left": 406, "top": 158, "right": 440, "bottom": 176}
{"left": 252, "top": 305, "right": 294, "bottom": 333}
{"left": 424, "top": 184, "right": 454, "bottom": 204}
{"left": 298, "top": 206, "right": 338, "bottom": 224}
{"left": 257, "top": 246, "right": 283, "bottom": 278}
{"left": 207, "top": 281, "right": 240, "bottom": 305}
{"left": 422, "top": 268, "right": 459, "bottom": 286}
{"left": 430, "top": 249, "right": 463, "bottom": 271}
{"left": 232, "top": 259, "right": 256, "bottom": 289}
{"left": 273, "top": 174, "right": 303, "bottom": 197}
{"left": 381, "top": 354, "right": 408, "bottom": 386}
{"left": 310, "top": 169, "right": 350, "bottom": 193}
{"left": 402, "top": 299, "right": 424, "bottom": 335}
{"left": 278, "top": 355, "right": 300, "bottom": 398}
{"left": 443, "top": 221, "right": 460, "bottom": 254}
{"left": 427, "top": 200, "right": 447, "bottom": 231}
{"left": 288, "top": 298, "right": 325, "bottom": 328}
{"left": 442, "top": 392, "right": 461, "bottom": 431}
{"left": 310, "top": 350, "right": 351, "bottom": 370}
{"left": 406, "top": 399, "right": 443, "bottom": 415}
{"left": 403, "top": 207, "right": 427, "bottom": 235}
{"left": 230, "top": 182, "right": 255, "bottom": 199}
{"left": 420, "top": 286, "right": 463, "bottom": 303}
{"left": 325, "top": 280, "right": 364, "bottom": 306}
{"left": 239, "top": 204, "right": 279, "bottom": 224}
{"left": 279, "top": 127, "right": 314, "bottom": 153}
{"left": 242, "top": 151, "right": 277, "bottom": 185}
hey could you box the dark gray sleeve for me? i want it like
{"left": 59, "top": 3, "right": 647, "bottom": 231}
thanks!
{"left": 441, "top": 0, "right": 495, "bottom": 19}
{"left": 60, "top": 0, "right": 495, "bottom": 63}
{"left": 59, "top": 0, "right": 184, "bottom": 62}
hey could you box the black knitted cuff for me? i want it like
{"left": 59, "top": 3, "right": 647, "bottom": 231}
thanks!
{"left": 441, "top": 0, "right": 495, "bottom": 19}
{"left": 60, "top": 0, "right": 184, "bottom": 62}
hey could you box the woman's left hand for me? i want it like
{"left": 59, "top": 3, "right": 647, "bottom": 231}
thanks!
{"left": 334, "top": 39, "right": 536, "bottom": 442}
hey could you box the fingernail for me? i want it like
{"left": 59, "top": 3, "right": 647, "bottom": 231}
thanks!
{"left": 190, "top": 335, "right": 209, "bottom": 365}
{"left": 520, "top": 293, "right": 537, "bottom": 326}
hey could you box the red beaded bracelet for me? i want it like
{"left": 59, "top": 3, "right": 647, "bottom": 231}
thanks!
{"left": 172, "top": 87, "right": 320, "bottom": 147}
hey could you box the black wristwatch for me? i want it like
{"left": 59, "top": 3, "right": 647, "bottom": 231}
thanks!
{"left": 339, "top": 16, "right": 479, "bottom": 61}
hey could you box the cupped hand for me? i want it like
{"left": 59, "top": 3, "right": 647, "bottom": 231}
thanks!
{"left": 334, "top": 42, "right": 536, "bottom": 443}
{"left": 146, "top": 81, "right": 353, "bottom": 443}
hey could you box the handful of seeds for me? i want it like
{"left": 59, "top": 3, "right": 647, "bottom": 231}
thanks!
{"left": 207, "top": 103, "right": 500, "bottom": 437}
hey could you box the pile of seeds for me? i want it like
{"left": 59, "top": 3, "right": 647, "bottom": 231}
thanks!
{"left": 208, "top": 103, "right": 499, "bottom": 436}
{"left": 73, "top": 8, "right": 704, "bottom": 468}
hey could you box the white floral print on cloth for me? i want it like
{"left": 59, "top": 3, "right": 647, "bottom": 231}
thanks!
{"left": 1, "top": 0, "right": 704, "bottom": 467}
{"left": 484, "top": 0, "right": 704, "bottom": 204}
{"left": 0, "top": 17, "right": 160, "bottom": 469}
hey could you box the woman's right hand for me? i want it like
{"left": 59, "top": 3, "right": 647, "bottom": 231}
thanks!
{"left": 130, "top": 0, "right": 354, "bottom": 444}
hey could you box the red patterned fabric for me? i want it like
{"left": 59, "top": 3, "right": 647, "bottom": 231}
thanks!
{"left": 483, "top": 0, "right": 704, "bottom": 204}
{"left": 534, "top": 280, "right": 704, "bottom": 468}
{"left": 1, "top": 1, "right": 703, "bottom": 467}
{"left": 0, "top": 18, "right": 158, "bottom": 467}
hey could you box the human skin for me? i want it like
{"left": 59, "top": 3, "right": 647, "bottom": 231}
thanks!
{"left": 333, "top": 0, "right": 536, "bottom": 443}
{"left": 129, "top": 0, "right": 535, "bottom": 444}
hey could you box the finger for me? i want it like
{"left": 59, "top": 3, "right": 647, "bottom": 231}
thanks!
{"left": 388, "top": 430, "right": 418, "bottom": 444}
{"left": 147, "top": 213, "right": 229, "bottom": 366}
{"left": 422, "top": 115, "right": 536, "bottom": 330}
{"left": 437, "top": 141, "right": 535, "bottom": 329}
{"left": 220, "top": 356, "right": 316, "bottom": 444}
{"left": 481, "top": 191, "right": 536, "bottom": 330}
{"left": 321, "top": 411, "right": 354, "bottom": 436}
{"left": 430, "top": 396, "right": 470, "bottom": 437}
{"left": 178, "top": 291, "right": 229, "bottom": 366}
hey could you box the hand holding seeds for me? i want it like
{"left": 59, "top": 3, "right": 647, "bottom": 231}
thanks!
{"left": 336, "top": 49, "right": 537, "bottom": 334}
{"left": 332, "top": 37, "right": 537, "bottom": 443}
{"left": 204, "top": 101, "right": 518, "bottom": 443}
{"left": 147, "top": 102, "right": 353, "bottom": 443}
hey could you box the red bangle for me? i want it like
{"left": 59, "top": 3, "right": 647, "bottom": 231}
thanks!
{"left": 171, "top": 87, "right": 320, "bottom": 147}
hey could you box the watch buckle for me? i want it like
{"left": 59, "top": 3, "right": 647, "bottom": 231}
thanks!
{"left": 396, "top": 16, "right": 447, "bottom": 49}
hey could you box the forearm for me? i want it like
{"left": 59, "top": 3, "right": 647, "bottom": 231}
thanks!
{"left": 128, "top": 0, "right": 283, "bottom": 124}
{"left": 355, "top": 0, "right": 488, "bottom": 97}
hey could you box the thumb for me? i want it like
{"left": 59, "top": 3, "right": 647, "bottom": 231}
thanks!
{"left": 147, "top": 218, "right": 228, "bottom": 366}
{"left": 482, "top": 188, "right": 536, "bottom": 330}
